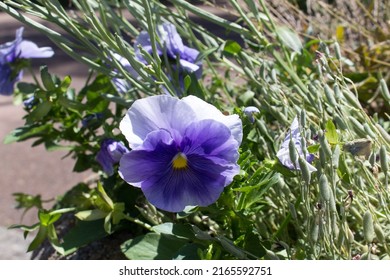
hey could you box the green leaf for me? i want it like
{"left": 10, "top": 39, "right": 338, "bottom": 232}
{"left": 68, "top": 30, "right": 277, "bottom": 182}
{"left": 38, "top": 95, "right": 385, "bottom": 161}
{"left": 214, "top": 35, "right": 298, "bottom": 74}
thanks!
{"left": 196, "top": 46, "right": 219, "bottom": 62}
{"left": 307, "top": 144, "right": 320, "bottom": 154}
{"left": 8, "top": 223, "right": 40, "bottom": 232}
{"left": 186, "top": 72, "right": 204, "bottom": 99}
{"left": 61, "top": 219, "right": 108, "bottom": 255}
{"left": 111, "top": 203, "right": 125, "bottom": 225}
{"left": 73, "top": 154, "right": 92, "bottom": 172}
{"left": 121, "top": 233, "right": 188, "bottom": 260}
{"left": 25, "top": 101, "right": 52, "bottom": 123}
{"left": 38, "top": 210, "right": 61, "bottom": 226}
{"left": 235, "top": 172, "right": 279, "bottom": 209}
{"left": 243, "top": 231, "right": 266, "bottom": 258}
{"left": 60, "top": 76, "right": 72, "bottom": 92}
{"left": 17, "top": 82, "right": 38, "bottom": 94}
{"left": 47, "top": 223, "right": 65, "bottom": 255}
{"left": 217, "top": 236, "right": 247, "bottom": 259}
{"left": 152, "top": 223, "right": 194, "bottom": 240}
{"left": 27, "top": 225, "right": 48, "bottom": 252}
{"left": 238, "top": 90, "right": 255, "bottom": 106}
{"left": 97, "top": 181, "right": 114, "bottom": 209}
{"left": 184, "top": 75, "right": 191, "bottom": 92}
{"left": 40, "top": 66, "right": 56, "bottom": 91}
{"left": 75, "top": 209, "right": 107, "bottom": 221}
{"left": 58, "top": 96, "right": 85, "bottom": 113}
{"left": 45, "top": 141, "right": 74, "bottom": 152}
{"left": 3, "top": 124, "right": 52, "bottom": 144}
{"left": 13, "top": 193, "right": 43, "bottom": 210}
{"left": 263, "top": 159, "right": 296, "bottom": 177}
{"left": 275, "top": 26, "right": 303, "bottom": 54}
{"left": 337, "top": 154, "right": 351, "bottom": 184}
{"left": 223, "top": 40, "right": 242, "bottom": 56}
{"left": 325, "top": 119, "right": 339, "bottom": 145}
{"left": 104, "top": 212, "right": 112, "bottom": 234}
{"left": 173, "top": 243, "right": 201, "bottom": 260}
{"left": 102, "top": 94, "right": 133, "bottom": 107}
{"left": 176, "top": 206, "right": 199, "bottom": 219}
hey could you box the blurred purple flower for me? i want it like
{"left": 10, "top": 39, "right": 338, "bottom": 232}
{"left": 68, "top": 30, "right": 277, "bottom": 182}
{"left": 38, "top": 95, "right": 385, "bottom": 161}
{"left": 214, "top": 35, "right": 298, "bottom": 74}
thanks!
{"left": 112, "top": 23, "right": 201, "bottom": 94}
{"left": 23, "top": 96, "right": 36, "bottom": 109}
{"left": 276, "top": 117, "right": 316, "bottom": 172}
{"left": 81, "top": 112, "right": 104, "bottom": 128}
{"left": 111, "top": 53, "right": 139, "bottom": 94}
{"left": 243, "top": 106, "right": 260, "bottom": 123}
{"left": 96, "top": 139, "right": 129, "bottom": 176}
{"left": 0, "top": 27, "right": 54, "bottom": 96}
{"left": 119, "top": 95, "right": 242, "bottom": 212}
{"left": 135, "top": 23, "right": 201, "bottom": 76}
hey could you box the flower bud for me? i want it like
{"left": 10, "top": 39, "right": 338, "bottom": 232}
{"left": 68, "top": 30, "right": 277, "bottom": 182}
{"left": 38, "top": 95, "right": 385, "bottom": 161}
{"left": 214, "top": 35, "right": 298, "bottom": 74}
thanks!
{"left": 363, "top": 211, "right": 375, "bottom": 243}
{"left": 319, "top": 174, "right": 330, "bottom": 202}
{"left": 380, "top": 145, "right": 388, "bottom": 173}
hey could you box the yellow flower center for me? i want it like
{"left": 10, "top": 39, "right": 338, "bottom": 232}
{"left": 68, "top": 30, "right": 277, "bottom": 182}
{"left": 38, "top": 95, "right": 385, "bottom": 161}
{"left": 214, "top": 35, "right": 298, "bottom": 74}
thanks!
{"left": 172, "top": 153, "right": 188, "bottom": 169}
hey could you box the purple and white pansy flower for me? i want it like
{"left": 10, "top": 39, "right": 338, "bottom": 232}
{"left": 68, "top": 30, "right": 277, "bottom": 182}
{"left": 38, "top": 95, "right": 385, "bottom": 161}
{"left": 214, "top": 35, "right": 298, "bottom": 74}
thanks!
{"left": 243, "top": 106, "right": 260, "bottom": 123}
{"left": 0, "top": 27, "right": 54, "bottom": 96}
{"left": 134, "top": 23, "right": 201, "bottom": 77}
{"left": 112, "top": 23, "right": 201, "bottom": 94}
{"left": 276, "top": 116, "right": 316, "bottom": 172}
{"left": 96, "top": 139, "right": 129, "bottom": 176}
{"left": 118, "top": 95, "right": 242, "bottom": 212}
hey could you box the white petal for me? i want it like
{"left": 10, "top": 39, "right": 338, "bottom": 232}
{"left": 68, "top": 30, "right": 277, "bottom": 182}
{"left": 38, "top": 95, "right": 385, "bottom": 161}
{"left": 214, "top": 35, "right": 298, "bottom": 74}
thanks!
{"left": 181, "top": 95, "right": 242, "bottom": 145}
{"left": 17, "top": 41, "right": 54, "bottom": 58}
{"left": 179, "top": 59, "right": 199, "bottom": 73}
{"left": 120, "top": 95, "right": 197, "bottom": 149}
{"left": 290, "top": 116, "right": 299, "bottom": 131}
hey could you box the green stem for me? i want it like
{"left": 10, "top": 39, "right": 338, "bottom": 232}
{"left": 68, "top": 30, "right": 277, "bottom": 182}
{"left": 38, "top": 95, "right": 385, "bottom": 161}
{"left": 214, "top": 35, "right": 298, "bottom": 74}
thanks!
{"left": 123, "top": 214, "right": 153, "bottom": 231}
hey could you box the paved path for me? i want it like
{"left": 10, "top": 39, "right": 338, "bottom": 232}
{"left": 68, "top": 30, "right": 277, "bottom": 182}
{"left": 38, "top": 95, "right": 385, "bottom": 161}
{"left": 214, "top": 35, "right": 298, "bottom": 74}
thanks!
{"left": 0, "top": 13, "right": 90, "bottom": 259}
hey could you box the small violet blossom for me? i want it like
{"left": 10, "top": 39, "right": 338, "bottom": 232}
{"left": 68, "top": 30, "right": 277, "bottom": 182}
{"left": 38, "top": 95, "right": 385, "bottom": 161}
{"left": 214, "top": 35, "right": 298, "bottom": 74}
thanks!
{"left": 96, "top": 139, "right": 129, "bottom": 176}
{"left": 119, "top": 95, "right": 242, "bottom": 212}
{"left": 276, "top": 117, "right": 316, "bottom": 172}
{"left": 243, "top": 106, "right": 260, "bottom": 123}
{"left": 23, "top": 96, "right": 36, "bottom": 109}
{"left": 0, "top": 27, "right": 54, "bottom": 96}
{"left": 81, "top": 112, "right": 104, "bottom": 128}
{"left": 112, "top": 23, "right": 201, "bottom": 94}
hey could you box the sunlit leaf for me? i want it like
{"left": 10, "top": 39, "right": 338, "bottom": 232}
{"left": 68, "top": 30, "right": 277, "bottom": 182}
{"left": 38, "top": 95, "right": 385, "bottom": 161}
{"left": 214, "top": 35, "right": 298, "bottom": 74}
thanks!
{"left": 275, "top": 26, "right": 303, "bottom": 54}
{"left": 121, "top": 233, "right": 188, "bottom": 260}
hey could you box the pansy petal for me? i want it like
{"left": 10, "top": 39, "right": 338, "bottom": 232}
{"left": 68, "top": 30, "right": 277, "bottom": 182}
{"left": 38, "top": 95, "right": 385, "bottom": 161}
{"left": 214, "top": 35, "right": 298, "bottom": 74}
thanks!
{"left": 120, "top": 95, "right": 197, "bottom": 148}
{"left": 134, "top": 31, "right": 161, "bottom": 63}
{"left": 0, "top": 28, "right": 21, "bottom": 63}
{"left": 96, "top": 139, "right": 129, "bottom": 175}
{"left": 112, "top": 53, "right": 139, "bottom": 78}
{"left": 141, "top": 154, "right": 229, "bottom": 212}
{"left": 0, "top": 65, "right": 21, "bottom": 96}
{"left": 305, "top": 160, "right": 317, "bottom": 172}
{"left": 276, "top": 148, "right": 296, "bottom": 170}
{"left": 159, "top": 23, "right": 184, "bottom": 58}
{"left": 179, "top": 59, "right": 200, "bottom": 73}
{"left": 243, "top": 106, "right": 260, "bottom": 123}
{"left": 119, "top": 129, "right": 176, "bottom": 187}
{"left": 18, "top": 41, "right": 54, "bottom": 58}
{"left": 182, "top": 95, "right": 243, "bottom": 145}
{"left": 182, "top": 119, "right": 239, "bottom": 164}
{"left": 277, "top": 116, "right": 316, "bottom": 172}
{"left": 181, "top": 46, "right": 199, "bottom": 63}
{"left": 96, "top": 150, "right": 115, "bottom": 175}
{"left": 0, "top": 78, "right": 17, "bottom": 96}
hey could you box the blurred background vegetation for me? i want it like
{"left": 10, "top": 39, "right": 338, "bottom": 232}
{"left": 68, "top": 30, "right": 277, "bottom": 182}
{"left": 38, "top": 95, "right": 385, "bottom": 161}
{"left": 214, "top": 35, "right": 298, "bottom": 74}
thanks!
{"left": 268, "top": 0, "right": 389, "bottom": 116}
